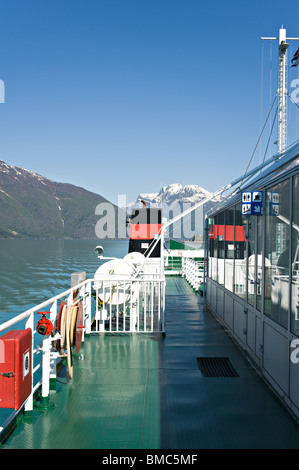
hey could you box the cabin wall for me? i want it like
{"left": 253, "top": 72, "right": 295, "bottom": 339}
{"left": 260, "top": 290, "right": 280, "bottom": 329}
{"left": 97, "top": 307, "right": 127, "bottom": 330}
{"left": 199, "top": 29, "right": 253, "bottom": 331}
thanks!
{"left": 206, "top": 162, "right": 299, "bottom": 419}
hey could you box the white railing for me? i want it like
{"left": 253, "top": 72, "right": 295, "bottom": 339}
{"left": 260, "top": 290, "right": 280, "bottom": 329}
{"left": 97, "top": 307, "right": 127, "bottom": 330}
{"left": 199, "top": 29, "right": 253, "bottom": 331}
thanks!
{"left": 0, "top": 275, "right": 165, "bottom": 437}
{"left": 0, "top": 278, "right": 91, "bottom": 435}
{"left": 164, "top": 256, "right": 183, "bottom": 274}
{"left": 164, "top": 249, "right": 205, "bottom": 276}
{"left": 93, "top": 277, "right": 165, "bottom": 333}
{"left": 183, "top": 258, "right": 204, "bottom": 292}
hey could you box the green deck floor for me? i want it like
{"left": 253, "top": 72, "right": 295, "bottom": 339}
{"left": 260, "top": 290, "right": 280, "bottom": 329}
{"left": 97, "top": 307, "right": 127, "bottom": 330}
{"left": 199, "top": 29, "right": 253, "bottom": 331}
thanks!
{"left": 2, "top": 277, "right": 299, "bottom": 449}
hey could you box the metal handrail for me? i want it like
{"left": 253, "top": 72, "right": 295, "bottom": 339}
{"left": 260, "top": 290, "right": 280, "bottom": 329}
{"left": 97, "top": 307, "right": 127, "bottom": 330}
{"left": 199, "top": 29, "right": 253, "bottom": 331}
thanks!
{"left": 0, "top": 278, "right": 92, "bottom": 436}
{"left": 0, "top": 273, "right": 166, "bottom": 437}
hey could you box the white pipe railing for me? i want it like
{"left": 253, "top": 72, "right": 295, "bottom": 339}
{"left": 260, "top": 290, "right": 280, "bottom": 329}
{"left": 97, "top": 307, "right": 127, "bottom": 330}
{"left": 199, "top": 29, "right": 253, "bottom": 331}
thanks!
{"left": 0, "top": 275, "right": 165, "bottom": 437}
{"left": 183, "top": 258, "right": 204, "bottom": 292}
{"left": 0, "top": 278, "right": 92, "bottom": 436}
{"left": 93, "top": 277, "right": 165, "bottom": 333}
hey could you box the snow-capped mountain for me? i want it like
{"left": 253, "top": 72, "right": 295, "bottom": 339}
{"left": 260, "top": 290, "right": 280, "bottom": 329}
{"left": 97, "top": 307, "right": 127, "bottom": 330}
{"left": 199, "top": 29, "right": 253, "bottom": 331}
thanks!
{"left": 128, "top": 183, "right": 221, "bottom": 239}
{"left": 129, "top": 183, "right": 220, "bottom": 209}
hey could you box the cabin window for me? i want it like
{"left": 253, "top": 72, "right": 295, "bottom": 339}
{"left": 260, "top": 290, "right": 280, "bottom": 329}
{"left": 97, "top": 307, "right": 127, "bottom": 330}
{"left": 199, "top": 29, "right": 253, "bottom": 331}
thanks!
{"left": 224, "top": 209, "right": 234, "bottom": 292}
{"left": 256, "top": 216, "right": 263, "bottom": 311}
{"left": 208, "top": 217, "right": 217, "bottom": 281}
{"left": 265, "top": 179, "right": 290, "bottom": 329}
{"left": 291, "top": 175, "right": 299, "bottom": 336}
{"left": 234, "top": 203, "right": 246, "bottom": 299}
{"left": 247, "top": 216, "right": 256, "bottom": 307}
{"left": 242, "top": 213, "right": 263, "bottom": 310}
{"left": 216, "top": 212, "right": 225, "bottom": 286}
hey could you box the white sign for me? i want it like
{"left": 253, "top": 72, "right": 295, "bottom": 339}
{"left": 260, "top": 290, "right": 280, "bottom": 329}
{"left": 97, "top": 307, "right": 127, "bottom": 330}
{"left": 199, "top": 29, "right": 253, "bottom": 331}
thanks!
{"left": 23, "top": 349, "right": 30, "bottom": 377}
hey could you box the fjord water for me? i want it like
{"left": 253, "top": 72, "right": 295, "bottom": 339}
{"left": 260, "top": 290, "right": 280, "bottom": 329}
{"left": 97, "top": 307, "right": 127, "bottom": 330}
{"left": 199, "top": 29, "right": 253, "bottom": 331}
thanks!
{"left": 0, "top": 239, "right": 129, "bottom": 323}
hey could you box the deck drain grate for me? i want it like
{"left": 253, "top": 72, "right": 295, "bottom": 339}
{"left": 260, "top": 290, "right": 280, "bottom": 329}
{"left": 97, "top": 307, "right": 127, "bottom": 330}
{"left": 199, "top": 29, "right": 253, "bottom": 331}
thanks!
{"left": 196, "top": 357, "right": 239, "bottom": 377}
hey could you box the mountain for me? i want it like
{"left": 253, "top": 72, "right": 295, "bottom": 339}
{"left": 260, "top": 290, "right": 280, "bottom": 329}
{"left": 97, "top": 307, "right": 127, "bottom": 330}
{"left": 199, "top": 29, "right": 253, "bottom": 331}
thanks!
{"left": 130, "top": 183, "right": 217, "bottom": 207}
{"left": 0, "top": 160, "right": 120, "bottom": 239}
{"left": 128, "top": 183, "right": 222, "bottom": 239}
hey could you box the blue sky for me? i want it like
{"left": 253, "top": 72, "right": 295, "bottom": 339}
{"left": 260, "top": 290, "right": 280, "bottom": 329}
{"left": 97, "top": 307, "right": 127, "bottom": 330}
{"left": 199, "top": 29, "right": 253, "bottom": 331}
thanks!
{"left": 0, "top": 0, "right": 298, "bottom": 205}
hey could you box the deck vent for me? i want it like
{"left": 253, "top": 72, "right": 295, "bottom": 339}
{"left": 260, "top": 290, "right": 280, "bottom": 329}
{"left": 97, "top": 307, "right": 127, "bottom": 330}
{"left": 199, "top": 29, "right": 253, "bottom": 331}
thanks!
{"left": 196, "top": 357, "right": 239, "bottom": 377}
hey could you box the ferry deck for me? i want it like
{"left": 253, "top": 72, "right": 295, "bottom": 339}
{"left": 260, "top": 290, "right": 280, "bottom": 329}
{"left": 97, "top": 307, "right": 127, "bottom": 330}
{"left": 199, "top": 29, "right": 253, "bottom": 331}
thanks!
{"left": 1, "top": 276, "right": 299, "bottom": 450}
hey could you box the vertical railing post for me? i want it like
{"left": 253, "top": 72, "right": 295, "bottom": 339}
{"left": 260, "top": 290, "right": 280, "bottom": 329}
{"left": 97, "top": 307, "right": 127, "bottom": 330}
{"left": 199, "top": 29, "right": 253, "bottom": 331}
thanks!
{"left": 49, "top": 301, "right": 57, "bottom": 388}
{"left": 130, "top": 280, "right": 138, "bottom": 332}
{"left": 41, "top": 335, "right": 51, "bottom": 401}
{"left": 79, "top": 283, "right": 85, "bottom": 342}
{"left": 162, "top": 280, "right": 166, "bottom": 332}
{"left": 41, "top": 300, "right": 60, "bottom": 402}
{"left": 24, "top": 311, "right": 34, "bottom": 412}
{"left": 85, "top": 280, "right": 92, "bottom": 335}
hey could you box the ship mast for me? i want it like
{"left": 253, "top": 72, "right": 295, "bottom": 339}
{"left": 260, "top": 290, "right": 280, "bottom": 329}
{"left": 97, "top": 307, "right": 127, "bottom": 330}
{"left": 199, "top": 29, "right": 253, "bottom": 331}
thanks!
{"left": 261, "top": 26, "right": 299, "bottom": 154}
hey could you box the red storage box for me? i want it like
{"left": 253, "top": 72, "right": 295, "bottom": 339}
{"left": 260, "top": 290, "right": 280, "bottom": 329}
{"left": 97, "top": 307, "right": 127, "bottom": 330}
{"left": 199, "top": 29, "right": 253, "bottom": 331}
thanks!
{"left": 0, "top": 328, "right": 32, "bottom": 409}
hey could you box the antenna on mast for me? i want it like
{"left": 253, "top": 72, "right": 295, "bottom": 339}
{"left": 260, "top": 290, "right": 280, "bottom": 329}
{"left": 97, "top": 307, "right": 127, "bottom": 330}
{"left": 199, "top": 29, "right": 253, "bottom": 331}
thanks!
{"left": 261, "top": 27, "right": 299, "bottom": 154}
{"left": 278, "top": 27, "right": 289, "bottom": 154}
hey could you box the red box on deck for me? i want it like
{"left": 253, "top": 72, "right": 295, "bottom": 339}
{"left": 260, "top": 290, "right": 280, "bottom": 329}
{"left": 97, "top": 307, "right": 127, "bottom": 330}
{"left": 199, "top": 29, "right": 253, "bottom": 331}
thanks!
{"left": 0, "top": 328, "right": 32, "bottom": 410}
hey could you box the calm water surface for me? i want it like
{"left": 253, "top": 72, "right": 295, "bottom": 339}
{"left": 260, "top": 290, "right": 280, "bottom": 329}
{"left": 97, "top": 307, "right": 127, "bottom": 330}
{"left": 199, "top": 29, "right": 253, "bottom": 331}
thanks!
{"left": 0, "top": 239, "right": 129, "bottom": 322}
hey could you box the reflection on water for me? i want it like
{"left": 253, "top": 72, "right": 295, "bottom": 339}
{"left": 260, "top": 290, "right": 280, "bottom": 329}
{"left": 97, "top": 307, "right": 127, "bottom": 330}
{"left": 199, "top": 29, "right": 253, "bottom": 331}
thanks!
{"left": 0, "top": 239, "right": 129, "bottom": 321}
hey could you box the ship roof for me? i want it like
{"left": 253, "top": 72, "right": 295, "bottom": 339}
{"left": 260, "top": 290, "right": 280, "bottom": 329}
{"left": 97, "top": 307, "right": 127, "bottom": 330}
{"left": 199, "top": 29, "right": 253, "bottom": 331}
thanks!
{"left": 207, "top": 139, "right": 299, "bottom": 216}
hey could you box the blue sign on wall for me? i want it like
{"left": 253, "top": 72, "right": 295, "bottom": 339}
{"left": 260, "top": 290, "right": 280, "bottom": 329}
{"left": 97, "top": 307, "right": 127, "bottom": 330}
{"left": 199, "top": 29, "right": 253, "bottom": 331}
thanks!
{"left": 241, "top": 191, "right": 263, "bottom": 215}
